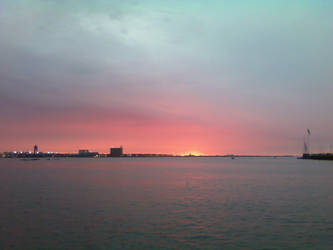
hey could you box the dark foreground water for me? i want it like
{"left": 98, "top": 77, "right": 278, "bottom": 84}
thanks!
{"left": 0, "top": 157, "right": 333, "bottom": 249}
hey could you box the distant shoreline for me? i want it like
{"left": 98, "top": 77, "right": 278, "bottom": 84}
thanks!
{"left": 1, "top": 153, "right": 296, "bottom": 159}
{"left": 299, "top": 153, "right": 333, "bottom": 161}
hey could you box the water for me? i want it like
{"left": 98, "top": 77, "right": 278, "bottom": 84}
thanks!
{"left": 0, "top": 157, "right": 332, "bottom": 249}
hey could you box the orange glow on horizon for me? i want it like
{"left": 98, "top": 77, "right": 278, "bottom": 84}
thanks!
{"left": 181, "top": 151, "right": 204, "bottom": 156}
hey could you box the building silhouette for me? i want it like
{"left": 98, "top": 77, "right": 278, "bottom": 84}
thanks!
{"left": 110, "top": 147, "right": 123, "bottom": 157}
{"left": 78, "top": 149, "right": 98, "bottom": 157}
{"left": 78, "top": 149, "right": 89, "bottom": 155}
{"left": 33, "top": 145, "right": 38, "bottom": 155}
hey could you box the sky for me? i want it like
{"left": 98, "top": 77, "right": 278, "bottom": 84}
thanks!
{"left": 1, "top": 0, "right": 333, "bottom": 155}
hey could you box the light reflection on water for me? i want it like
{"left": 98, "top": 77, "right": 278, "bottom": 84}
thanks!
{"left": 0, "top": 157, "right": 333, "bottom": 249}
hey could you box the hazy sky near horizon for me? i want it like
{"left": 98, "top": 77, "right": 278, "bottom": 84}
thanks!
{"left": 1, "top": 0, "right": 333, "bottom": 154}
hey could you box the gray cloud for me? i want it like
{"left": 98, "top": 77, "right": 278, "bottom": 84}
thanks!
{"left": 1, "top": 0, "right": 333, "bottom": 153}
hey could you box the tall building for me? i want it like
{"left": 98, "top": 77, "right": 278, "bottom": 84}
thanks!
{"left": 33, "top": 145, "right": 38, "bottom": 154}
{"left": 110, "top": 147, "right": 123, "bottom": 157}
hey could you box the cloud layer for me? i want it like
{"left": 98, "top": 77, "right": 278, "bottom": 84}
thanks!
{"left": 1, "top": 0, "right": 333, "bottom": 154}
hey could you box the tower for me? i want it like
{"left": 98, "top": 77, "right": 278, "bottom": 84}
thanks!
{"left": 34, "top": 145, "right": 38, "bottom": 154}
{"left": 306, "top": 128, "right": 311, "bottom": 154}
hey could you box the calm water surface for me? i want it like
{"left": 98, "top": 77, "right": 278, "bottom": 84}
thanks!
{"left": 0, "top": 157, "right": 333, "bottom": 249}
